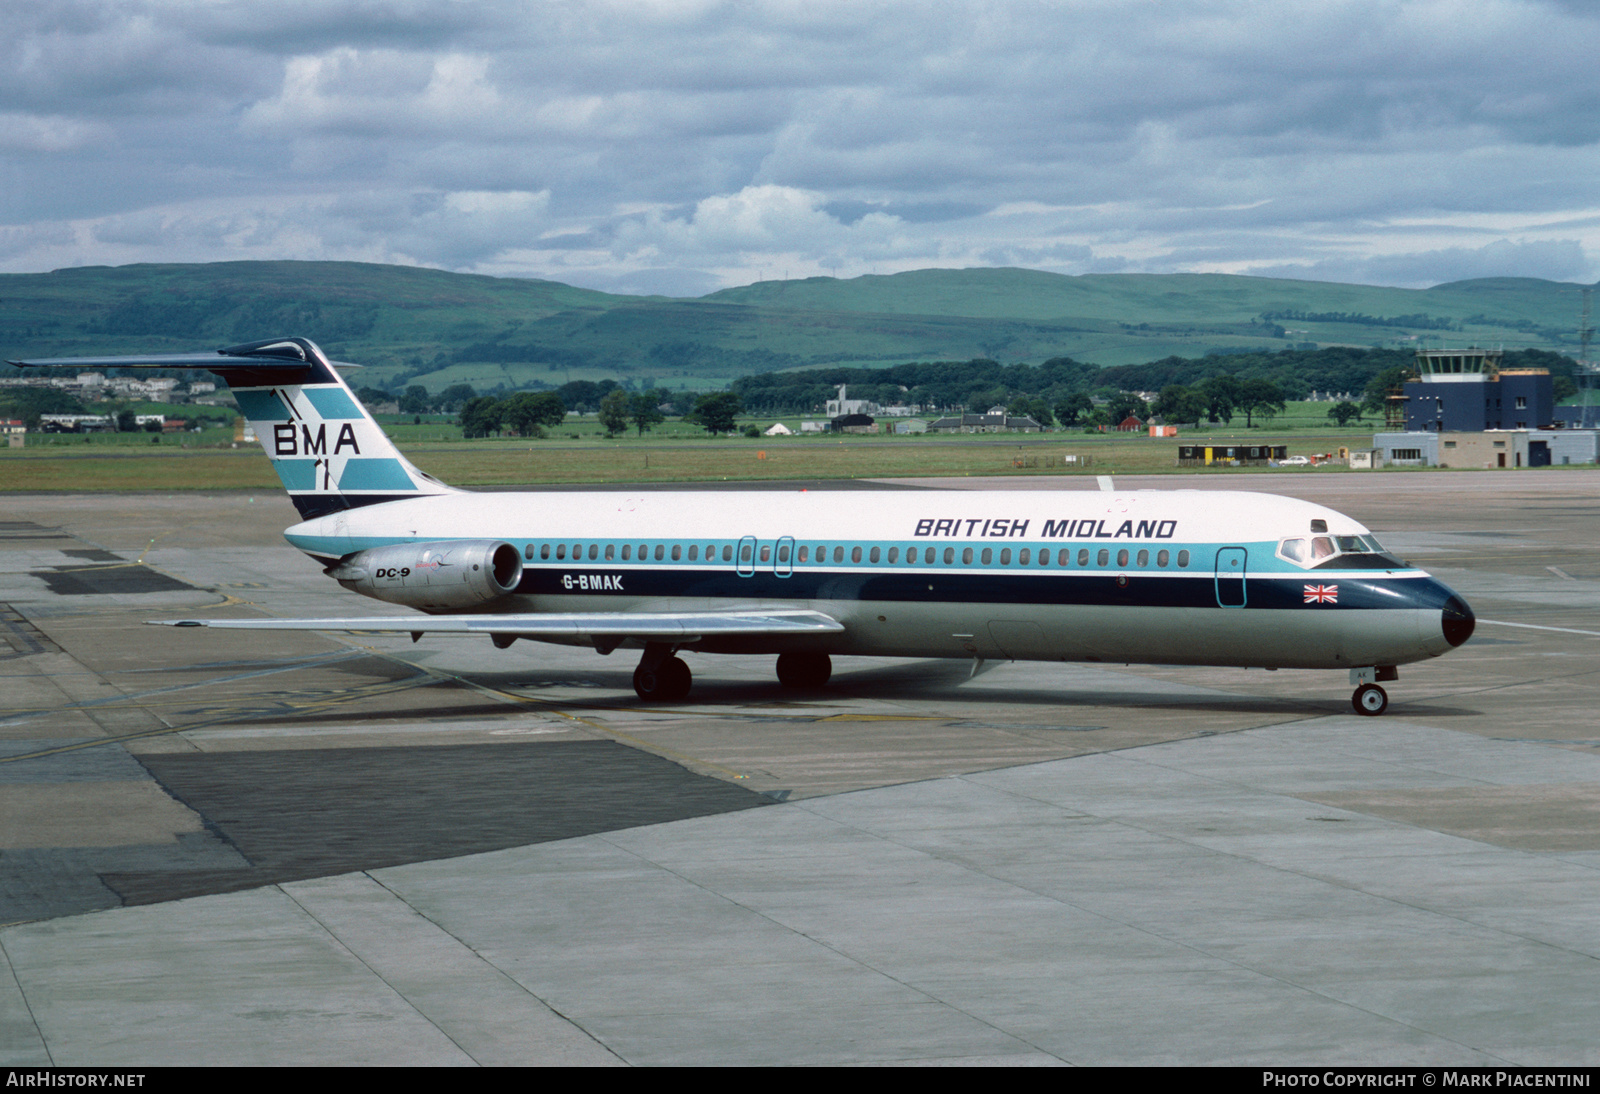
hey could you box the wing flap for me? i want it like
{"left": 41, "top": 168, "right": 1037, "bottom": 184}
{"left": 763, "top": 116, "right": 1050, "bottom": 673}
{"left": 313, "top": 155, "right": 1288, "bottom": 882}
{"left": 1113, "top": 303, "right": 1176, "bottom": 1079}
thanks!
{"left": 150, "top": 609, "right": 844, "bottom": 639}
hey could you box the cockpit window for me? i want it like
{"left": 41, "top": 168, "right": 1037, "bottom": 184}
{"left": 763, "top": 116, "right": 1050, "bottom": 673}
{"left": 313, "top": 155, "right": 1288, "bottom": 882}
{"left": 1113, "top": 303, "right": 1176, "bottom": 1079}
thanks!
{"left": 1279, "top": 533, "right": 1404, "bottom": 569}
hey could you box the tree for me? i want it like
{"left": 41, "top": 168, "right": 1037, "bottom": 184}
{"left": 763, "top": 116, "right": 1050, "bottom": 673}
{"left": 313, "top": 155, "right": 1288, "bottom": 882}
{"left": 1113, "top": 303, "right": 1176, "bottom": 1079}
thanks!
{"left": 435, "top": 383, "right": 478, "bottom": 413}
{"left": 1007, "top": 395, "right": 1054, "bottom": 427}
{"left": 690, "top": 391, "right": 742, "bottom": 434}
{"left": 630, "top": 390, "right": 667, "bottom": 436}
{"left": 398, "top": 385, "right": 431, "bottom": 415}
{"left": 1362, "top": 366, "right": 1414, "bottom": 415}
{"left": 1106, "top": 391, "right": 1150, "bottom": 424}
{"left": 1053, "top": 392, "right": 1093, "bottom": 427}
{"left": 459, "top": 396, "right": 503, "bottom": 439}
{"left": 1237, "top": 378, "right": 1286, "bottom": 427}
{"left": 116, "top": 409, "right": 138, "bottom": 433}
{"left": 1201, "top": 375, "right": 1240, "bottom": 424}
{"left": 500, "top": 392, "right": 567, "bottom": 436}
{"left": 1328, "top": 401, "right": 1362, "bottom": 426}
{"left": 598, "top": 389, "right": 630, "bottom": 437}
{"left": 0, "top": 388, "right": 84, "bottom": 430}
{"left": 1152, "top": 384, "right": 1208, "bottom": 425}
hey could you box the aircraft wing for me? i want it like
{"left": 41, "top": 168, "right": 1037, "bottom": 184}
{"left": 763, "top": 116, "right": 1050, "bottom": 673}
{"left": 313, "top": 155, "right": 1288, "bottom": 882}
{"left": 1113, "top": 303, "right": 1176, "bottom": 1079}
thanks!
{"left": 148, "top": 608, "right": 844, "bottom": 641}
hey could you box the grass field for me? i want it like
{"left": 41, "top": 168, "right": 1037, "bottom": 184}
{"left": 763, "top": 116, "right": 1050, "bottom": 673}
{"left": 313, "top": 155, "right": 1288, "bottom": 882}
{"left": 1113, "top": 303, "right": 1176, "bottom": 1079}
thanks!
{"left": 2, "top": 417, "right": 1397, "bottom": 493}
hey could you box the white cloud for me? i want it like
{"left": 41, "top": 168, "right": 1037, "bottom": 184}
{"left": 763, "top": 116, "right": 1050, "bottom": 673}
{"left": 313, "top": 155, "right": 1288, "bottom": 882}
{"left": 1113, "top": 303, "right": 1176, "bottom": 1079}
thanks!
{"left": 6, "top": 0, "right": 1600, "bottom": 290}
{"left": 0, "top": 112, "right": 106, "bottom": 152}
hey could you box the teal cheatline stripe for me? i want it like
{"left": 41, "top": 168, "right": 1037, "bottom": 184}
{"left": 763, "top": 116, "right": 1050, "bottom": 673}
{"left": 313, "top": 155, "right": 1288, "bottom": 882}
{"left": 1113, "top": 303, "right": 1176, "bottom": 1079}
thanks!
{"left": 303, "top": 386, "right": 363, "bottom": 420}
{"left": 273, "top": 459, "right": 317, "bottom": 491}
{"left": 338, "top": 458, "right": 417, "bottom": 492}
{"left": 234, "top": 389, "right": 287, "bottom": 421}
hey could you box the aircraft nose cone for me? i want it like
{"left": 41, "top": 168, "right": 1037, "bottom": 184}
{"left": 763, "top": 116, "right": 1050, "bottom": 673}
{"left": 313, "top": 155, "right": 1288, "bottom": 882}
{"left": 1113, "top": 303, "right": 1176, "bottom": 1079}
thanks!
{"left": 1441, "top": 594, "right": 1475, "bottom": 647}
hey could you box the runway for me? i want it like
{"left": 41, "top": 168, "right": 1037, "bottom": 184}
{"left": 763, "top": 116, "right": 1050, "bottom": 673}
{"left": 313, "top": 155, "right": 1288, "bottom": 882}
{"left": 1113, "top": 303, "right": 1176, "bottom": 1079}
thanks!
{"left": 2, "top": 470, "right": 1599, "bottom": 1064}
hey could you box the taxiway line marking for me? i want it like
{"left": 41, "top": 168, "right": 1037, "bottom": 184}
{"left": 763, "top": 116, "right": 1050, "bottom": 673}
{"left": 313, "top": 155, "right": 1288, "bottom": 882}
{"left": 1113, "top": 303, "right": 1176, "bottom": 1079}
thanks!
{"left": 1479, "top": 619, "right": 1600, "bottom": 638}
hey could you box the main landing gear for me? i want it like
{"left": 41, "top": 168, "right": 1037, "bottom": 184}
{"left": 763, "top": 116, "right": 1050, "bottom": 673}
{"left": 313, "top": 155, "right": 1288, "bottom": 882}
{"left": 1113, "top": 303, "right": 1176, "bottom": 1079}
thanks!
{"left": 776, "top": 652, "right": 832, "bottom": 690}
{"left": 633, "top": 643, "right": 691, "bottom": 702}
{"left": 1350, "top": 666, "right": 1398, "bottom": 717}
{"left": 632, "top": 648, "right": 835, "bottom": 702}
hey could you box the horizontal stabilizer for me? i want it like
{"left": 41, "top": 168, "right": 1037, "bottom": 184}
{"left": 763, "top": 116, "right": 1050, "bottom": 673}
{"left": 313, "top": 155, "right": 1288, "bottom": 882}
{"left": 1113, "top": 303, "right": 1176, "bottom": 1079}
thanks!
{"left": 150, "top": 609, "right": 845, "bottom": 641}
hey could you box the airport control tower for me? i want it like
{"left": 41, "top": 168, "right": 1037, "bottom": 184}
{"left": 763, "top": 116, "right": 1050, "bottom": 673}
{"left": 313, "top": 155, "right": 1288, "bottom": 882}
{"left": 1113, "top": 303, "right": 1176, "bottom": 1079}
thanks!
{"left": 1403, "top": 347, "right": 1553, "bottom": 432}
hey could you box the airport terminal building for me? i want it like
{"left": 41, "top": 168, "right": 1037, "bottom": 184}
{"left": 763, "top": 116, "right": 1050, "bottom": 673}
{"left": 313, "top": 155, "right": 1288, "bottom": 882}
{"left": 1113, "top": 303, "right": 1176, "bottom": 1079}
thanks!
{"left": 1372, "top": 347, "right": 1598, "bottom": 466}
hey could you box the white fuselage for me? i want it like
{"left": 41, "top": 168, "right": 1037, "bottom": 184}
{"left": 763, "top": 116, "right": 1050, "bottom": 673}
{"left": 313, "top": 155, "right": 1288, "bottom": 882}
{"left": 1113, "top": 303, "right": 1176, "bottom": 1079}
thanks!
{"left": 284, "top": 487, "right": 1469, "bottom": 672}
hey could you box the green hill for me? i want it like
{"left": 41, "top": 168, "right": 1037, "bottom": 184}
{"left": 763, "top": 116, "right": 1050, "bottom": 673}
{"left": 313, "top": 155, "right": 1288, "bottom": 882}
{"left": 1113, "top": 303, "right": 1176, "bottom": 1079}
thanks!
{"left": 2, "top": 261, "right": 1592, "bottom": 394}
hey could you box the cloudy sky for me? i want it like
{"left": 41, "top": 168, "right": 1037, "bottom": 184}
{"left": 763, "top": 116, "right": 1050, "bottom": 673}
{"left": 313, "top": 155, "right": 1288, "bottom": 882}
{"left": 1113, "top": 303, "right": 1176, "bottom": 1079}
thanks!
{"left": 4, "top": 0, "right": 1600, "bottom": 296}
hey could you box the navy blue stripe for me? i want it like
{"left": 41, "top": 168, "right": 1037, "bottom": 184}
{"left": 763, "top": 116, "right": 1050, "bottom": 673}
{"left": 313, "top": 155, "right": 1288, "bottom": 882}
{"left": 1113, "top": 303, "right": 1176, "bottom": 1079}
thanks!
{"left": 517, "top": 567, "right": 1453, "bottom": 612}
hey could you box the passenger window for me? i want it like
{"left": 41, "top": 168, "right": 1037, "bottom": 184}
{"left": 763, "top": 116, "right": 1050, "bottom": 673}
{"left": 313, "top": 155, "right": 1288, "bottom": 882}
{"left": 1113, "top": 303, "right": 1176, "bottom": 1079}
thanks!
{"left": 1116, "top": 549, "right": 1128, "bottom": 567}
{"left": 605, "top": 544, "right": 616, "bottom": 561}
{"left": 1136, "top": 549, "right": 1148, "bottom": 567}
{"left": 1178, "top": 550, "right": 1190, "bottom": 567}
{"left": 588, "top": 544, "right": 599, "bottom": 561}
{"left": 621, "top": 545, "right": 632, "bottom": 561}
{"left": 1097, "top": 549, "right": 1109, "bottom": 566}
{"left": 760, "top": 545, "right": 771, "bottom": 562}
{"left": 638, "top": 543, "right": 648, "bottom": 558}
{"left": 1077, "top": 548, "right": 1088, "bottom": 566}
{"left": 834, "top": 546, "right": 845, "bottom": 563}
{"left": 672, "top": 545, "right": 682, "bottom": 561}
{"left": 962, "top": 547, "right": 974, "bottom": 564}
{"left": 1001, "top": 549, "right": 1012, "bottom": 565}
{"left": 540, "top": 544, "right": 551, "bottom": 561}
{"left": 869, "top": 546, "right": 880, "bottom": 563}
{"left": 688, "top": 545, "right": 698, "bottom": 561}
{"left": 654, "top": 544, "right": 665, "bottom": 561}
{"left": 572, "top": 544, "right": 581, "bottom": 560}
{"left": 1019, "top": 548, "right": 1030, "bottom": 565}
{"left": 740, "top": 543, "right": 753, "bottom": 563}
{"left": 798, "top": 546, "right": 809, "bottom": 562}
{"left": 850, "top": 546, "right": 861, "bottom": 563}
{"left": 888, "top": 547, "right": 899, "bottom": 563}
{"left": 981, "top": 548, "right": 992, "bottom": 565}
{"left": 777, "top": 545, "right": 789, "bottom": 563}
{"left": 556, "top": 544, "right": 567, "bottom": 560}
{"left": 943, "top": 547, "right": 955, "bottom": 564}
{"left": 525, "top": 543, "right": 536, "bottom": 560}
{"left": 722, "top": 545, "right": 733, "bottom": 562}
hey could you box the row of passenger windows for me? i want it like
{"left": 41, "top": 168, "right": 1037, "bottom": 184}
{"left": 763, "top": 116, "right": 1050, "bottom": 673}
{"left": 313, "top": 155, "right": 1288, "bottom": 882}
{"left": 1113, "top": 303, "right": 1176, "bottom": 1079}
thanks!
{"left": 527, "top": 541, "right": 1191, "bottom": 569}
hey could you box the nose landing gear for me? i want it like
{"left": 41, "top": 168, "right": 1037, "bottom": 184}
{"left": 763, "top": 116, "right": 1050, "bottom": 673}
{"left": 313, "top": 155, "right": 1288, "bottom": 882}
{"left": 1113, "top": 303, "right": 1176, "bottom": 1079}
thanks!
{"left": 1350, "top": 665, "right": 1397, "bottom": 716}
{"left": 1352, "top": 683, "right": 1388, "bottom": 716}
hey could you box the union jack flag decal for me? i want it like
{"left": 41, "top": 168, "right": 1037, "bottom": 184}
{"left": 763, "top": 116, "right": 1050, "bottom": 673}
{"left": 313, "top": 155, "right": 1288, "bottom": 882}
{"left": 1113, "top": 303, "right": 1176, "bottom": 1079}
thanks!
{"left": 1304, "top": 584, "right": 1338, "bottom": 604}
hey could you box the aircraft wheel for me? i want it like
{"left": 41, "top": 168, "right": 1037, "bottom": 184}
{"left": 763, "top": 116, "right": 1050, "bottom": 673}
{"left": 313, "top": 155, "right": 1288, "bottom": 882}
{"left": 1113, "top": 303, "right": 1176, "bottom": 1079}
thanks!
{"left": 1352, "top": 683, "right": 1388, "bottom": 717}
{"left": 776, "top": 652, "right": 832, "bottom": 689}
{"left": 634, "top": 656, "right": 692, "bottom": 702}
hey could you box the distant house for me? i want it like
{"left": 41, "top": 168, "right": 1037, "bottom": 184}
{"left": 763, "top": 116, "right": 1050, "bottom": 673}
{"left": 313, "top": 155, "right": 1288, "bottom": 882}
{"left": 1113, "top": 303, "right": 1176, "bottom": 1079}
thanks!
{"left": 927, "top": 410, "right": 1042, "bottom": 433}
{"left": 1116, "top": 415, "right": 1144, "bottom": 432}
{"left": 832, "top": 413, "right": 879, "bottom": 434}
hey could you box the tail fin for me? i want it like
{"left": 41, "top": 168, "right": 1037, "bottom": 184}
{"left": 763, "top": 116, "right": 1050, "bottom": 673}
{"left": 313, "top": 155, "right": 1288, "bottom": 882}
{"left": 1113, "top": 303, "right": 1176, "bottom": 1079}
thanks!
{"left": 9, "top": 336, "right": 456, "bottom": 519}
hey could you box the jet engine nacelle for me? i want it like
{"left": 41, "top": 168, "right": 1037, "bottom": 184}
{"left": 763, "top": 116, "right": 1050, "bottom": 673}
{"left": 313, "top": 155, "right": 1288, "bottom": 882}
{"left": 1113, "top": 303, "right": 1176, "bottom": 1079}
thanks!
{"left": 327, "top": 539, "right": 523, "bottom": 611}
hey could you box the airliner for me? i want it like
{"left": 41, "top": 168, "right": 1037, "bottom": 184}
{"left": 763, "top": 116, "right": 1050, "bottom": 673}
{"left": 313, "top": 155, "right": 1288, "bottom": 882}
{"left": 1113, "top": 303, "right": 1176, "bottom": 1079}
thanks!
{"left": 13, "top": 337, "right": 1475, "bottom": 715}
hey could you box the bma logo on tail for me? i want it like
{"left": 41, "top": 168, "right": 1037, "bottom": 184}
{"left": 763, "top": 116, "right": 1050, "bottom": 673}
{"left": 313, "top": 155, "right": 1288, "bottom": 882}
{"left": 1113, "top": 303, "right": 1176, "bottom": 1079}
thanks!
{"left": 273, "top": 421, "right": 360, "bottom": 457}
{"left": 232, "top": 382, "right": 447, "bottom": 509}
